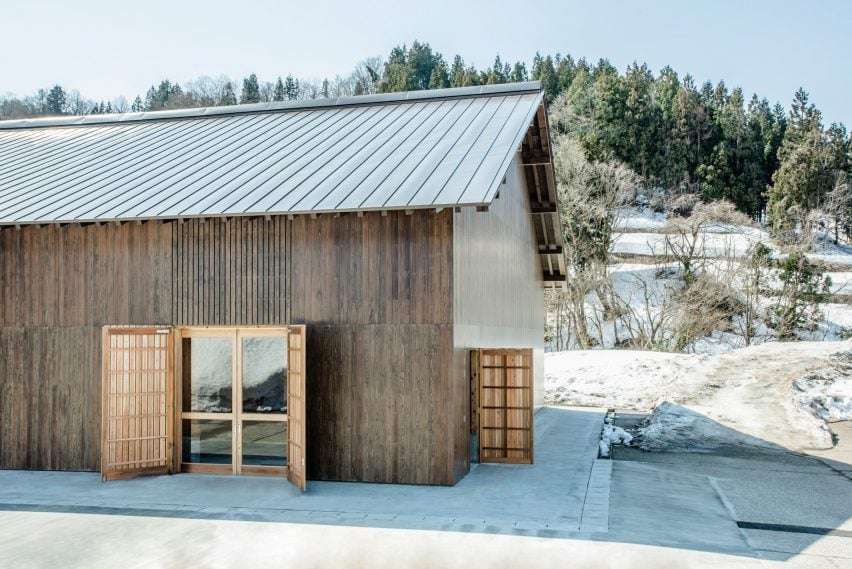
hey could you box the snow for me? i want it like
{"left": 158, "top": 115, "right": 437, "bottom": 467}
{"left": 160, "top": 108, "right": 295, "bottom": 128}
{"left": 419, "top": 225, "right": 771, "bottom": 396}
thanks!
{"left": 824, "top": 272, "right": 852, "bottom": 294}
{"left": 793, "top": 352, "right": 852, "bottom": 422}
{"left": 545, "top": 341, "right": 852, "bottom": 452}
{"left": 599, "top": 423, "right": 633, "bottom": 458}
{"left": 612, "top": 228, "right": 767, "bottom": 258}
{"left": 613, "top": 207, "right": 667, "bottom": 230}
{"left": 633, "top": 402, "right": 775, "bottom": 452}
{"left": 544, "top": 349, "right": 704, "bottom": 410}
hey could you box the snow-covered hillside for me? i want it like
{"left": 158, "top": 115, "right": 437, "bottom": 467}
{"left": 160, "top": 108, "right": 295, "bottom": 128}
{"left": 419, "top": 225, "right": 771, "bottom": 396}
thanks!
{"left": 550, "top": 206, "right": 852, "bottom": 354}
{"left": 545, "top": 341, "right": 852, "bottom": 452}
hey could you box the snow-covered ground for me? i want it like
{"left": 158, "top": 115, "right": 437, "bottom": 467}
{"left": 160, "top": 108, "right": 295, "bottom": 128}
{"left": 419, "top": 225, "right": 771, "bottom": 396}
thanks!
{"left": 612, "top": 227, "right": 768, "bottom": 258}
{"left": 545, "top": 341, "right": 852, "bottom": 452}
{"left": 613, "top": 206, "right": 667, "bottom": 231}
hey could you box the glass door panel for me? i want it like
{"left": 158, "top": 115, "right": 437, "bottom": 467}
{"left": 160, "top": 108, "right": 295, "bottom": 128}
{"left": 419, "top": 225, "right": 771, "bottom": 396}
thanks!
{"left": 181, "top": 337, "right": 234, "bottom": 413}
{"left": 179, "top": 328, "right": 290, "bottom": 476}
{"left": 182, "top": 419, "right": 233, "bottom": 464}
{"left": 240, "top": 336, "right": 287, "bottom": 414}
{"left": 241, "top": 421, "right": 287, "bottom": 466}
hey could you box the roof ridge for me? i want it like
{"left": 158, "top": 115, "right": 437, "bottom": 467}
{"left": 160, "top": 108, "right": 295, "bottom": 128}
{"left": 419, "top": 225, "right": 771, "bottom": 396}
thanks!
{"left": 0, "top": 81, "right": 542, "bottom": 131}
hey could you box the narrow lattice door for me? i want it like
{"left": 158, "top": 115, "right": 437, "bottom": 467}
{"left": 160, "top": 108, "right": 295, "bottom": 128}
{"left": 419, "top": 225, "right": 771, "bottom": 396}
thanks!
{"left": 101, "top": 326, "right": 174, "bottom": 480}
{"left": 474, "top": 348, "right": 534, "bottom": 464}
{"left": 287, "top": 325, "right": 307, "bottom": 491}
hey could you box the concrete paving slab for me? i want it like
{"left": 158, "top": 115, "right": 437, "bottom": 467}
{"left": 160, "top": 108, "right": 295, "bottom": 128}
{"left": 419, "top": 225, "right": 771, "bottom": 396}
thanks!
{"left": 606, "top": 459, "right": 753, "bottom": 555}
{"left": 0, "top": 509, "right": 813, "bottom": 569}
{"left": 714, "top": 470, "right": 852, "bottom": 530}
{"left": 743, "top": 528, "right": 852, "bottom": 559}
{"left": 0, "top": 406, "right": 606, "bottom": 539}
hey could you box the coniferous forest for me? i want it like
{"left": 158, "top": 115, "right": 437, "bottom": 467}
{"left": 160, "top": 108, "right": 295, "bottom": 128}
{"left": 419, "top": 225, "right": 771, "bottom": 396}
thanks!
{"left": 2, "top": 41, "right": 849, "bottom": 237}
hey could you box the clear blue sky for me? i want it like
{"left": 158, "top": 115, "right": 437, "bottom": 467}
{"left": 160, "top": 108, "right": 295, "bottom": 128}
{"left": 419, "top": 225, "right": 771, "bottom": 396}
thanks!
{"left": 3, "top": 0, "right": 850, "bottom": 125}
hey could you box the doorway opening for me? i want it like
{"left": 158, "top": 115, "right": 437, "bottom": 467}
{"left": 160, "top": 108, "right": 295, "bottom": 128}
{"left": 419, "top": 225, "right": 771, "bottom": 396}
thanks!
{"left": 101, "top": 325, "right": 307, "bottom": 490}
{"left": 179, "top": 328, "right": 290, "bottom": 476}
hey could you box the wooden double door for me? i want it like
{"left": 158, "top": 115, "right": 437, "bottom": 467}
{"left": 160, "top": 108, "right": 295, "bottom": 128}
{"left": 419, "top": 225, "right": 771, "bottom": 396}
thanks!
{"left": 101, "top": 325, "right": 307, "bottom": 490}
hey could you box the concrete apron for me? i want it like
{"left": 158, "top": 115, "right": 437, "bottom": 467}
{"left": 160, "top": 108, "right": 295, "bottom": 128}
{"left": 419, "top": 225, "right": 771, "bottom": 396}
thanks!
{"left": 0, "top": 406, "right": 609, "bottom": 539}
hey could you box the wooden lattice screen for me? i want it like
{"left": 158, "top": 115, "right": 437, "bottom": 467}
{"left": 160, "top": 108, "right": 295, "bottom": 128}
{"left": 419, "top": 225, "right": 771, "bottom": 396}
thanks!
{"left": 287, "top": 325, "right": 307, "bottom": 491}
{"left": 101, "top": 326, "right": 174, "bottom": 481}
{"left": 473, "top": 348, "right": 534, "bottom": 464}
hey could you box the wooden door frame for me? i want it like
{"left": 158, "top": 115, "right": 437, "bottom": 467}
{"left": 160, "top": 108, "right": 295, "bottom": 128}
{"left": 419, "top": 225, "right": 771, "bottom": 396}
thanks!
{"left": 175, "top": 325, "right": 291, "bottom": 477}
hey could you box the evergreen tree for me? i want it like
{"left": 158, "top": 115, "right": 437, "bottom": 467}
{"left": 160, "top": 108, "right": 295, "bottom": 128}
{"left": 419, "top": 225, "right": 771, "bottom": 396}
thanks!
{"left": 767, "top": 89, "right": 832, "bottom": 235}
{"left": 379, "top": 42, "right": 445, "bottom": 92}
{"left": 554, "top": 54, "right": 575, "bottom": 91}
{"left": 241, "top": 73, "right": 261, "bottom": 103}
{"left": 510, "top": 62, "right": 528, "bottom": 83}
{"left": 284, "top": 75, "right": 299, "bottom": 100}
{"left": 450, "top": 55, "right": 467, "bottom": 87}
{"left": 273, "top": 78, "right": 285, "bottom": 102}
{"left": 531, "top": 53, "right": 558, "bottom": 102}
{"left": 428, "top": 62, "right": 449, "bottom": 89}
{"left": 486, "top": 55, "right": 506, "bottom": 84}
{"left": 144, "top": 86, "right": 158, "bottom": 111}
{"left": 130, "top": 95, "right": 144, "bottom": 112}
{"left": 45, "top": 85, "right": 67, "bottom": 114}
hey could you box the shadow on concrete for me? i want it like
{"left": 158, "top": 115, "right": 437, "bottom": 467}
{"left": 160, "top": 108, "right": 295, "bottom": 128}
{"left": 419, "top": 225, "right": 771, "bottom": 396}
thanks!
{"left": 606, "top": 406, "right": 852, "bottom": 562}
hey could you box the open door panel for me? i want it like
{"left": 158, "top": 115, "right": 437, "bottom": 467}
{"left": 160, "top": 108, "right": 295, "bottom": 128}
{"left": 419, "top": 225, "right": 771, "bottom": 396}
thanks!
{"left": 287, "top": 325, "right": 307, "bottom": 491}
{"left": 101, "top": 326, "right": 175, "bottom": 481}
{"left": 475, "top": 348, "right": 534, "bottom": 464}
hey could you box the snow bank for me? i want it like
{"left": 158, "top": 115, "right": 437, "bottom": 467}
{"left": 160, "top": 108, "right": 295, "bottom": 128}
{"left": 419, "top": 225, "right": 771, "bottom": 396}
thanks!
{"left": 633, "top": 402, "right": 776, "bottom": 452}
{"left": 598, "top": 422, "right": 633, "bottom": 458}
{"left": 544, "top": 349, "right": 703, "bottom": 410}
{"left": 793, "top": 352, "right": 852, "bottom": 422}
{"left": 546, "top": 341, "right": 852, "bottom": 452}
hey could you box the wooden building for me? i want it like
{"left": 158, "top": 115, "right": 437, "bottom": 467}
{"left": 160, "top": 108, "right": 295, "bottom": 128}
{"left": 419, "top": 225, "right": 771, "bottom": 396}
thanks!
{"left": 0, "top": 82, "right": 564, "bottom": 488}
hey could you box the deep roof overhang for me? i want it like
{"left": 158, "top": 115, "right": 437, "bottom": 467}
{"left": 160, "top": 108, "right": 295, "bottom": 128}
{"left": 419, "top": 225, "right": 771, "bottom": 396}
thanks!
{"left": 517, "top": 101, "right": 566, "bottom": 289}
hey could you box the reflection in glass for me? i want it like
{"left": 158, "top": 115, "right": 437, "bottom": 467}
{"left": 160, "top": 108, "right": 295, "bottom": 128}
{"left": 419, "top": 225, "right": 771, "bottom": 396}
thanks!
{"left": 182, "top": 420, "right": 232, "bottom": 464}
{"left": 241, "top": 336, "right": 287, "bottom": 413}
{"left": 242, "top": 421, "right": 287, "bottom": 466}
{"left": 182, "top": 337, "right": 233, "bottom": 412}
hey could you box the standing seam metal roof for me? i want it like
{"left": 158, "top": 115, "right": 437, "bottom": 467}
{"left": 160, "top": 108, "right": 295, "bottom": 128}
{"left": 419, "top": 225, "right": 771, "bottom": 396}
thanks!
{"left": 0, "top": 82, "right": 544, "bottom": 225}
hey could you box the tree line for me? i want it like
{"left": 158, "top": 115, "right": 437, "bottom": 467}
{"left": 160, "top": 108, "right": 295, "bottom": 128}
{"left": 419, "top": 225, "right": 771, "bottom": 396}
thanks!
{"left": 2, "top": 41, "right": 848, "bottom": 237}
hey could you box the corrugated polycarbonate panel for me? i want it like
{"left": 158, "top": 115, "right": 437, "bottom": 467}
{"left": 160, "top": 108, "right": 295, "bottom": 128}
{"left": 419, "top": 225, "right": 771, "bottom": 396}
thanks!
{"left": 0, "top": 87, "right": 542, "bottom": 224}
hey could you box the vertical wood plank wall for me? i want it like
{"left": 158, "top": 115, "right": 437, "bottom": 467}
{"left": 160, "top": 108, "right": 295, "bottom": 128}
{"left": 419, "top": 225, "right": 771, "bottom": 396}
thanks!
{"left": 452, "top": 156, "right": 545, "bottom": 473}
{"left": 290, "top": 211, "right": 456, "bottom": 485}
{"left": 0, "top": 212, "right": 460, "bottom": 484}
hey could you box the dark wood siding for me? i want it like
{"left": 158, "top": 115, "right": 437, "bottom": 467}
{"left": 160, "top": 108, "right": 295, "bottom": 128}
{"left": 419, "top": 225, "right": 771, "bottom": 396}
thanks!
{"left": 452, "top": 156, "right": 545, "bottom": 473}
{"left": 0, "top": 222, "right": 172, "bottom": 470}
{"left": 0, "top": 212, "right": 459, "bottom": 484}
{"left": 172, "top": 216, "right": 290, "bottom": 325}
{"left": 289, "top": 212, "right": 456, "bottom": 485}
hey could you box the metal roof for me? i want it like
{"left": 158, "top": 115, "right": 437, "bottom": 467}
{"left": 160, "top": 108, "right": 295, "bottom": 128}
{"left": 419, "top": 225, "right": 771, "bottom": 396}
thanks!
{"left": 0, "top": 82, "right": 545, "bottom": 225}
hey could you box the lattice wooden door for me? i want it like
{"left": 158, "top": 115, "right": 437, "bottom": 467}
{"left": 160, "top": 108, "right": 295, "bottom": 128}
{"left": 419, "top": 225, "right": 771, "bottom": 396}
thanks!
{"left": 101, "top": 326, "right": 175, "bottom": 480}
{"left": 473, "top": 348, "right": 534, "bottom": 464}
{"left": 287, "top": 325, "right": 307, "bottom": 491}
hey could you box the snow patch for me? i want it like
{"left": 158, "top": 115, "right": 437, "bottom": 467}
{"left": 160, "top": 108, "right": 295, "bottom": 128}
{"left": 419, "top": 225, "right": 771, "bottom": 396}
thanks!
{"left": 793, "top": 352, "right": 852, "bottom": 422}
{"left": 634, "top": 402, "right": 776, "bottom": 452}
